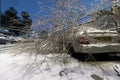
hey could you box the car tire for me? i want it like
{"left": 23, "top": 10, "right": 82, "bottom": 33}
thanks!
{"left": 6, "top": 42, "right": 11, "bottom": 44}
{"left": 66, "top": 43, "right": 75, "bottom": 54}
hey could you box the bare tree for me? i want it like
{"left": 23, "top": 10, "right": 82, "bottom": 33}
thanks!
{"left": 31, "top": 0, "right": 86, "bottom": 54}
{"left": 18, "top": 1, "right": 120, "bottom": 79}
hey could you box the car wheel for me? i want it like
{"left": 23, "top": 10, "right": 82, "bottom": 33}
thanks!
{"left": 66, "top": 43, "right": 75, "bottom": 54}
{"left": 6, "top": 42, "right": 11, "bottom": 44}
{"left": 84, "top": 54, "right": 95, "bottom": 61}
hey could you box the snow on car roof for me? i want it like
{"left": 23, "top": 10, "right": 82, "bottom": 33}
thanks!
{"left": 87, "top": 29, "right": 117, "bottom": 33}
{"left": 77, "top": 26, "right": 117, "bottom": 33}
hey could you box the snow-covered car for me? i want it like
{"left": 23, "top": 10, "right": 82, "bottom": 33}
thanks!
{"left": 0, "top": 32, "right": 18, "bottom": 44}
{"left": 0, "top": 33, "right": 11, "bottom": 44}
{"left": 72, "top": 27, "right": 120, "bottom": 54}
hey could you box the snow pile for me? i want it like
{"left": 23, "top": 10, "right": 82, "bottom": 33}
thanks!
{"left": 113, "top": 64, "right": 120, "bottom": 76}
{"left": 0, "top": 45, "right": 120, "bottom": 80}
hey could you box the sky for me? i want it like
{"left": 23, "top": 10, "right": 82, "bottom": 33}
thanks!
{"left": 1, "top": 0, "right": 118, "bottom": 27}
{"left": 1, "top": 0, "right": 41, "bottom": 21}
{"left": 1, "top": 0, "right": 94, "bottom": 22}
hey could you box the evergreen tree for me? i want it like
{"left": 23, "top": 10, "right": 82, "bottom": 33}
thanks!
{"left": 21, "top": 11, "right": 32, "bottom": 36}
{"left": 5, "top": 7, "right": 18, "bottom": 27}
{"left": 1, "top": 7, "right": 32, "bottom": 36}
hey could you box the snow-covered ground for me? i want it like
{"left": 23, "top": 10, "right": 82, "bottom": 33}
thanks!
{"left": 0, "top": 44, "right": 120, "bottom": 80}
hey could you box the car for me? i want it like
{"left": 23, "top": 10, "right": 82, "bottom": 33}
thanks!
{"left": 0, "top": 33, "right": 11, "bottom": 44}
{"left": 71, "top": 27, "right": 120, "bottom": 54}
{"left": 0, "top": 31, "right": 18, "bottom": 44}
